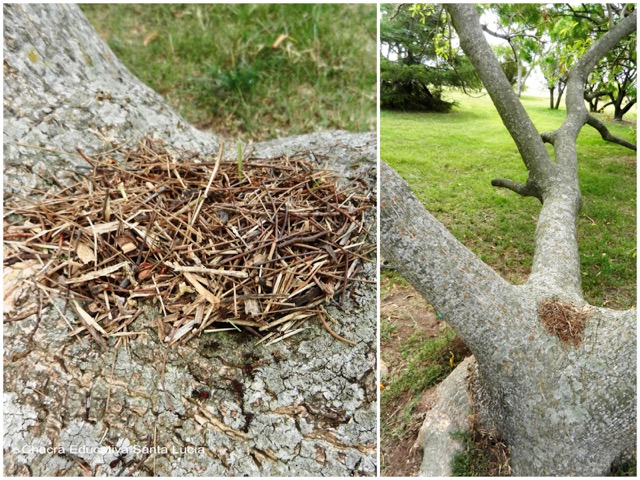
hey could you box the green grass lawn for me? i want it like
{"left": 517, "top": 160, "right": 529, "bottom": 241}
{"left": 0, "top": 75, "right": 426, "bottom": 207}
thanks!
{"left": 381, "top": 92, "right": 636, "bottom": 309}
{"left": 80, "top": 4, "right": 376, "bottom": 141}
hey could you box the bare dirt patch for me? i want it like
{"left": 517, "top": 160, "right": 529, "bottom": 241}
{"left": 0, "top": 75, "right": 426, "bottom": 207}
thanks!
{"left": 380, "top": 278, "right": 446, "bottom": 476}
{"left": 381, "top": 384, "right": 442, "bottom": 477}
{"left": 380, "top": 281, "right": 446, "bottom": 368}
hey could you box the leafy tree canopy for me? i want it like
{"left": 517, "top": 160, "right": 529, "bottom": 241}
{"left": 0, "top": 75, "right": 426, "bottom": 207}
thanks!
{"left": 540, "top": 3, "right": 636, "bottom": 116}
{"left": 380, "top": 3, "right": 481, "bottom": 112}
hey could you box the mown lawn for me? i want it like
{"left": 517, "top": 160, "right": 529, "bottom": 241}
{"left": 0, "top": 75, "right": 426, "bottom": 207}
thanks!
{"left": 80, "top": 4, "right": 376, "bottom": 141}
{"left": 381, "top": 93, "right": 636, "bottom": 309}
{"left": 381, "top": 94, "right": 636, "bottom": 476}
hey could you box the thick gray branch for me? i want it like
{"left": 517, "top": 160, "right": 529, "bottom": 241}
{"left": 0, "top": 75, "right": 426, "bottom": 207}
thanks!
{"left": 380, "top": 161, "right": 518, "bottom": 356}
{"left": 446, "top": 4, "right": 584, "bottom": 295}
{"left": 447, "top": 4, "right": 555, "bottom": 188}
{"left": 584, "top": 90, "right": 608, "bottom": 101}
{"left": 586, "top": 114, "right": 637, "bottom": 151}
{"left": 481, "top": 24, "right": 511, "bottom": 41}
{"left": 527, "top": 188, "right": 583, "bottom": 300}
{"left": 573, "top": 11, "right": 637, "bottom": 83}
{"left": 540, "top": 132, "right": 555, "bottom": 145}
{"left": 481, "top": 24, "right": 540, "bottom": 42}
{"left": 530, "top": 12, "right": 636, "bottom": 295}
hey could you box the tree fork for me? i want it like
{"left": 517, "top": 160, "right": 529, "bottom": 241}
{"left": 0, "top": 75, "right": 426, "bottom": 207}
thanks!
{"left": 381, "top": 157, "right": 637, "bottom": 474}
{"left": 381, "top": 4, "right": 638, "bottom": 474}
{"left": 447, "top": 4, "right": 555, "bottom": 185}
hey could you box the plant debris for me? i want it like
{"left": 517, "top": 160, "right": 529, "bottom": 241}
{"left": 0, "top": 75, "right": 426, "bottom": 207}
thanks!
{"left": 451, "top": 414, "right": 511, "bottom": 476}
{"left": 539, "top": 300, "right": 589, "bottom": 346}
{"left": 4, "top": 138, "right": 374, "bottom": 348}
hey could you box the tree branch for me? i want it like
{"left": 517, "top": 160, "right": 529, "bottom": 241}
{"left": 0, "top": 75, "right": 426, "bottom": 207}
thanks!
{"left": 491, "top": 178, "right": 542, "bottom": 202}
{"left": 447, "top": 4, "right": 591, "bottom": 298}
{"left": 565, "top": 10, "right": 637, "bottom": 115}
{"left": 380, "top": 161, "right": 516, "bottom": 356}
{"left": 447, "top": 5, "right": 555, "bottom": 190}
{"left": 481, "top": 24, "right": 510, "bottom": 40}
{"left": 529, "top": 10, "right": 635, "bottom": 297}
{"left": 540, "top": 132, "right": 555, "bottom": 144}
{"left": 545, "top": 9, "right": 637, "bottom": 172}
{"left": 551, "top": 10, "right": 637, "bottom": 168}
{"left": 619, "top": 97, "right": 637, "bottom": 117}
{"left": 586, "top": 115, "right": 637, "bottom": 151}
{"left": 481, "top": 24, "right": 540, "bottom": 42}
{"left": 565, "top": 6, "right": 609, "bottom": 31}
{"left": 584, "top": 90, "right": 608, "bottom": 101}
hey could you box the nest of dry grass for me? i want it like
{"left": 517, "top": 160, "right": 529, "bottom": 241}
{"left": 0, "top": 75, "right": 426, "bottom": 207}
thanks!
{"left": 4, "top": 139, "right": 374, "bottom": 348}
{"left": 539, "top": 300, "right": 589, "bottom": 346}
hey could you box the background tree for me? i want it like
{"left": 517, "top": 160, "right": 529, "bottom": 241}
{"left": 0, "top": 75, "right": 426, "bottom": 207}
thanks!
{"left": 381, "top": 3, "right": 636, "bottom": 475}
{"left": 493, "top": 44, "right": 528, "bottom": 88}
{"left": 380, "top": 3, "right": 480, "bottom": 112}
{"left": 591, "top": 32, "right": 636, "bottom": 119}
{"left": 543, "top": 3, "right": 636, "bottom": 117}
{"left": 480, "top": 3, "right": 546, "bottom": 97}
{"left": 540, "top": 51, "right": 568, "bottom": 109}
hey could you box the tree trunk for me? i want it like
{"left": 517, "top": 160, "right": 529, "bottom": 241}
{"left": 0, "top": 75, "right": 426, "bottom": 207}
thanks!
{"left": 381, "top": 163, "right": 636, "bottom": 475}
{"left": 554, "top": 81, "right": 566, "bottom": 110}
{"left": 549, "top": 85, "right": 555, "bottom": 109}
{"left": 611, "top": 88, "right": 636, "bottom": 121}
{"left": 516, "top": 56, "right": 524, "bottom": 97}
{"left": 381, "top": 4, "right": 637, "bottom": 475}
{"left": 616, "top": 96, "right": 637, "bottom": 120}
{"left": 3, "top": 4, "right": 377, "bottom": 476}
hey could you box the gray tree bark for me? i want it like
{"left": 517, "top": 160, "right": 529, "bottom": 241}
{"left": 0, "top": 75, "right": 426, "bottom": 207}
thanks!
{"left": 382, "top": 4, "right": 636, "bottom": 476}
{"left": 3, "top": 4, "right": 376, "bottom": 476}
